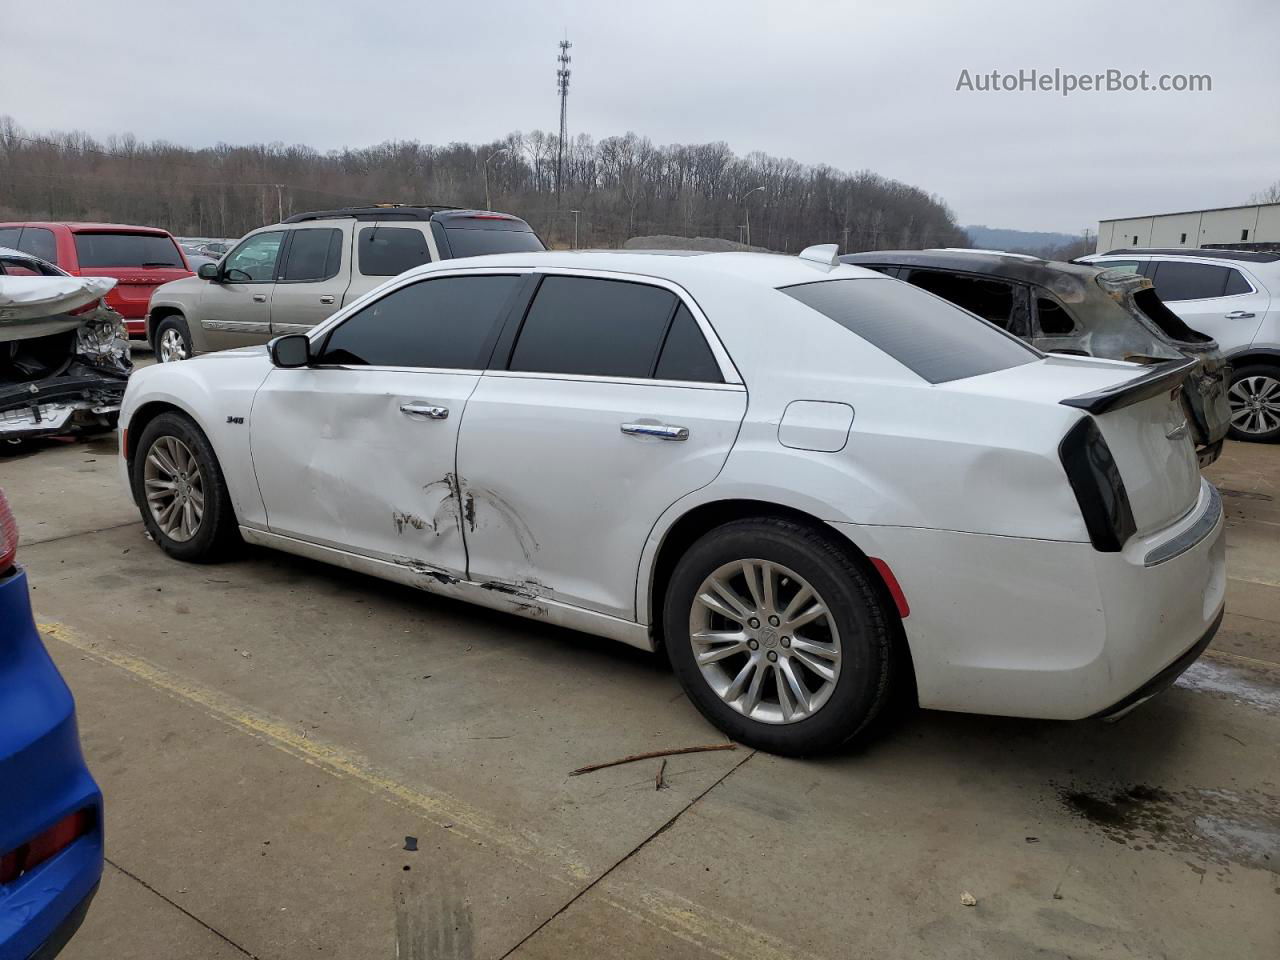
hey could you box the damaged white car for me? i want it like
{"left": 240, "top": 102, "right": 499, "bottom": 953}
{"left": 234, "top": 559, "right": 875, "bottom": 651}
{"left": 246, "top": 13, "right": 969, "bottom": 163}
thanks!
{"left": 1, "top": 248, "right": 131, "bottom": 443}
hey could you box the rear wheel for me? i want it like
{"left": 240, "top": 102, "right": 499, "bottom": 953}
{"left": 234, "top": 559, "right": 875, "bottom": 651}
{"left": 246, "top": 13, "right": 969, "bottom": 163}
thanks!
{"left": 154, "top": 315, "right": 192, "bottom": 363}
{"left": 130, "top": 412, "right": 239, "bottom": 561}
{"left": 663, "top": 517, "right": 896, "bottom": 756}
{"left": 1227, "top": 364, "right": 1280, "bottom": 443}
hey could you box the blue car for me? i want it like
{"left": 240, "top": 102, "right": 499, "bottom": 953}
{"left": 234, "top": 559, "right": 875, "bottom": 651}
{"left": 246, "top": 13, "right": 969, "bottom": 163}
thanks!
{"left": 0, "top": 489, "right": 102, "bottom": 960}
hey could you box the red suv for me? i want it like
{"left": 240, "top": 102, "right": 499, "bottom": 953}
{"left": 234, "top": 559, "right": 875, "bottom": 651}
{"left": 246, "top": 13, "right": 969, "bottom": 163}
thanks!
{"left": 0, "top": 222, "right": 192, "bottom": 337}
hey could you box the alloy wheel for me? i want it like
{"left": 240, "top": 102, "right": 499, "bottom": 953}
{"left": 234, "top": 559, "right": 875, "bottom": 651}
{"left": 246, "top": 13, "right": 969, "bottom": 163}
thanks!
{"left": 143, "top": 435, "right": 205, "bottom": 541}
{"left": 158, "top": 327, "right": 188, "bottom": 362}
{"left": 688, "top": 559, "right": 842, "bottom": 724}
{"left": 1228, "top": 375, "right": 1280, "bottom": 436}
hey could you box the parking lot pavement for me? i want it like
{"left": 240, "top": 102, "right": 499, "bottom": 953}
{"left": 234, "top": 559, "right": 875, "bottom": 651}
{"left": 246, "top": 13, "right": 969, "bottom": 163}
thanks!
{"left": 5, "top": 435, "right": 1277, "bottom": 959}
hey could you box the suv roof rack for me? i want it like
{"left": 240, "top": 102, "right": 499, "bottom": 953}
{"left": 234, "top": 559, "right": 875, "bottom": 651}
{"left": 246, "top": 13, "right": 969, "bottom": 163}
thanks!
{"left": 282, "top": 204, "right": 462, "bottom": 224}
{"left": 1101, "top": 247, "right": 1280, "bottom": 263}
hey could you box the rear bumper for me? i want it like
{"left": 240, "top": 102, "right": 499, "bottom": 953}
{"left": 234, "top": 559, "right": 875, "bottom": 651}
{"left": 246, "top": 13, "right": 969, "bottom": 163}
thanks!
{"left": 1089, "top": 606, "right": 1222, "bottom": 719}
{"left": 0, "top": 568, "right": 104, "bottom": 960}
{"left": 829, "top": 478, "right": 1226, "bottom": 719}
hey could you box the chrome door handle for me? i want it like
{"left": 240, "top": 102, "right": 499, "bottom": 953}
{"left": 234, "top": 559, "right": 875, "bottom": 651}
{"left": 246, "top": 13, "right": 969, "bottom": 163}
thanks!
{"left": 621, "top": 422, "right": 689, "bottom": 441}
{"left": 1224, "top": 310, "right": 1256, "bottom": 319}
{"left": 400, "top": 402, "right": 449, "bottom": 420}
{"left": 252, "top": 293, "right": 267, "bottom": 302}
{"left": 320, "top": 295, "right": 335, "bottom": 305}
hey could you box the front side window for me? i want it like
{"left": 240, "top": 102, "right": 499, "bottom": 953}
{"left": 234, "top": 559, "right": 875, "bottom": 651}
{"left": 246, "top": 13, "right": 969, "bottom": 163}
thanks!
{"left": 781, "top": 277, "right": 1037, "bottom": 384}
{"left": 222, "top": 232, "right": 285, "bottom": 283}
{"left": 508, "top": 276, "right": 677, "bottom": 379}
{"left": 1148, "top": 260, "right": 1231, "bottom": 301}
{"left": 317, "top": 274, "right": 519, "bottom": 369}
{"left": 280, "top": 229, "right": 342, "bottom": 282}
{"left": 358, "top": 227, "right": 432, "bottom": 276}
{"left": 16, "top": 227, "right": 57, "bottom": 264}
{"left": 73, "top": 232, "right": 183, "bottom": 268}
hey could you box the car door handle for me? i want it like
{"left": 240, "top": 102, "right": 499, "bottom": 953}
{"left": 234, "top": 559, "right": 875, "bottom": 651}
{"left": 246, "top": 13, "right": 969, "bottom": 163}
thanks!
{"left": 621, "top": 421, "right": 689, "bottom": 441}
{"left": 400, "top": 402, "right": 449, "bottom": 420}
{"left": 252, "top": 294, "right": 267, "bottom": 302}
{"left": 320, "top": 295, "right": 335, "bottom": 305}
{"left": 1224, "top": 310, "right": 1256, "bottom": 319}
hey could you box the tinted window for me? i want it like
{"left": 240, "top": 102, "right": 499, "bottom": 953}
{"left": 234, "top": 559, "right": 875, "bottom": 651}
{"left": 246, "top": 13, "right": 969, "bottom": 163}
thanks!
{"left": 222, "top": 232, "right": 285, "bottom": 282}
{"left": 0, "top": 227, "right": 21, "bottom": 249}
{"left": 359, "top": 227, "right": 432, "bottom": 276}
{"left": 1036, "top": 296, "right": 1076, "bottom": 335}
{"left": 1223, "top": 269, "right": 1251, "bottom": 296}
{"left": 73, "top": 232, "right": 182, "bottom": 267}
{"left": 509, "top": 276, "right": 676, "bottom": 378}
{"left": 0, "top": 254, "right": 61, "bottom": 277}
{"left": 444, "top": 227, "right": 544, "bottom": 259}
{"left": 781, "top": 277, "right": 1037, "bottom": 384}
{"left": 1149, "top": 261, "right": 1230, "bottom": 301}
{"left": 281, "top": 229, "right": 341, "bottom": 282}
{"left": 901, "top": 269, "right": 1017, "bottom": 330}
{"left": 17, "top": 227, "right": 57, "bottom": 263}
{"left": 1096, "top": 259, "right": 1142, "bottom": 275}
{"left": 655, "top": 305, "right": 723, "bottom": 382}
{"left": 318, "top": 274, "right": 518, "bottom": 369}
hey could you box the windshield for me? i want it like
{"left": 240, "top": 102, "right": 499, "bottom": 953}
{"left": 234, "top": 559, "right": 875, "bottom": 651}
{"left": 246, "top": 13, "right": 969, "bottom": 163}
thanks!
{"left": 73, "top": 232, "right": 185, "bottom": 268}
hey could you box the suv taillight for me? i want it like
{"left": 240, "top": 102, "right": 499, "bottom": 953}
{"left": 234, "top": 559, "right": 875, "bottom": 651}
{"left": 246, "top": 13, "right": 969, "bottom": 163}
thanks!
{"left": 0, "top": 489, "right": 17, "bottom": 573}
{"left": 1058, "top": 418, "right": 1137, "bottom": 552}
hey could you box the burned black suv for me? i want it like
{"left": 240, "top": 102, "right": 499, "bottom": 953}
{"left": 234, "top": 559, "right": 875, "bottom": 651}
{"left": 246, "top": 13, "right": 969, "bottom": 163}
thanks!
{"left": 841, "top": 249, "right": 1231, "bottom": 465}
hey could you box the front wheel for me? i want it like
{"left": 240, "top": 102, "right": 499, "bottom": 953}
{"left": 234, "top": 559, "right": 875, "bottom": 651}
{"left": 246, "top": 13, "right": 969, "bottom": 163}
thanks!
{"left": 1227, "top": 364, "right": 1280, "bottom": 443}
{"left": 130, "top": 412, "right": 240, "bottom": 562}
{"left": 663, "top": 517, "right": 896, "bottom": 756}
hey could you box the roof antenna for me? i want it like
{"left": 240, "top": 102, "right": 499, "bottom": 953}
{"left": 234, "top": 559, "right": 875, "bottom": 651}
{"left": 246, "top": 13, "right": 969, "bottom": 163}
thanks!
{"left": 799, "top": 243, "right": 839, "bottom": 266}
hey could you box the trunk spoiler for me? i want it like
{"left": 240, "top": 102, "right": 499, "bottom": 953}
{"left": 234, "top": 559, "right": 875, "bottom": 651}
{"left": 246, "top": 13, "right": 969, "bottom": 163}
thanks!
{"left": 1060, "top": 358, "right": 1197, "bottom": 415}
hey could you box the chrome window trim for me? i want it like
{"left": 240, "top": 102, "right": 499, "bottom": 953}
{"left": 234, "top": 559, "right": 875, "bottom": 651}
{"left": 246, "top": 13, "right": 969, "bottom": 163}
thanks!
{"left": 481, "top": 369, "right": 747, "bottom": 392}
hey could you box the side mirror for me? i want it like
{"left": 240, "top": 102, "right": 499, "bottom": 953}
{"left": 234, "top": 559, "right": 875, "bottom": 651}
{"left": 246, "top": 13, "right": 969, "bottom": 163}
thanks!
{"left": 197, "top": 263, "right": 220, "bottom": 281}
{"left": 268, "top": 334, "right": 311, "bottom": 368}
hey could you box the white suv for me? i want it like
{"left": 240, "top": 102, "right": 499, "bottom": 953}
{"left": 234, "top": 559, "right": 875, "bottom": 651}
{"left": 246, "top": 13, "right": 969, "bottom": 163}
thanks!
{"left": 1080, "top": 248, "right": 1280, "bottom": 441}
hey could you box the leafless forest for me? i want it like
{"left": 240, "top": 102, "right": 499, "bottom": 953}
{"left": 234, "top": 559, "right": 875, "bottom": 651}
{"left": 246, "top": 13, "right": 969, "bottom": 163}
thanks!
{"left": 0, "top": 116, "right": 968, "bottom": 250}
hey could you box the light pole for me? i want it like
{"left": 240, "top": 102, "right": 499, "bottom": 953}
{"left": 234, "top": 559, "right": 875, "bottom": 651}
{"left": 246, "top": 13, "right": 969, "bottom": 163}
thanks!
{"left": 570, "top": 209, "right": 580, "bottom": 249}
{"left": 484, "top": 147, "right": 509, "bottom": 211}
{"left": 738, "top": 186, "right": 764, "bottom": 248}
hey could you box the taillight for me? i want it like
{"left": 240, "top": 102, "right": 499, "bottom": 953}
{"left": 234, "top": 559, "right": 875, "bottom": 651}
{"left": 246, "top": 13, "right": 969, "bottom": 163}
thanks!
{"left": 1058, "top": 418, "right": 1137, "bottom": 552}
{"left": 0, "top": 808, "right": 94, "bottom": 885}
{"left": 0, "top": 488, "right": 17, "bottom": 572}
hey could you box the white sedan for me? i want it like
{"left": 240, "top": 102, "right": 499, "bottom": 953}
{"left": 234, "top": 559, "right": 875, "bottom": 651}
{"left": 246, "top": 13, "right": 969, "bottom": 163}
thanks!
{"left": 117, "top": 246, "right": 1226, "bottom": 755}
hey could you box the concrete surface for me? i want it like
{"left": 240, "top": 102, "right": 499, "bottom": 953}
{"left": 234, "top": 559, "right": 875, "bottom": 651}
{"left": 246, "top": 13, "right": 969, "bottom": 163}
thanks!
{"left": 2, "top": 430, "right": 1277, "bottom": 960}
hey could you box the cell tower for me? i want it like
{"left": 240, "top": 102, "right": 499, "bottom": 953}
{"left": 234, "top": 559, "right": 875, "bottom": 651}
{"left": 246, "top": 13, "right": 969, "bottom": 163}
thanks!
{"left": 556, "top": 38, "right": 572, "bottom": 203}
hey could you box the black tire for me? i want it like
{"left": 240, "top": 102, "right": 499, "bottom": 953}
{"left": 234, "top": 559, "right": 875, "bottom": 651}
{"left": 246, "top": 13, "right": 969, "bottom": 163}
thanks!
{"left": 153, "top": 314, "right": 193, "bottom": 363}
{"left": 130, "top": 411, "right": 240, "bottom": 562}
{"left": 1226, "top": 364, "right": 1280, "bottom": 443}
{"left": 663, "top": 517, "right": 896, "bottom": 756}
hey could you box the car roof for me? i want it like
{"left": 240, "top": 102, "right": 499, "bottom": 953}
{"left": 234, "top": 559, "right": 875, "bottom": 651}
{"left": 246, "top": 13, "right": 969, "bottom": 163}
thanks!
{"left": 281, "top": 206, "right": 534, "bottom": 228}
{"left": 396, "top": 248, "right": 884, "bottom": 289}
{"left": 840, "top": 248, "right": 1106, "bottom": 285}
{"left": 0, "top": 221, "right": 173, "bottom": 235}
{"left": 1095, "top": 247, "right": 1280, "bottom": 263}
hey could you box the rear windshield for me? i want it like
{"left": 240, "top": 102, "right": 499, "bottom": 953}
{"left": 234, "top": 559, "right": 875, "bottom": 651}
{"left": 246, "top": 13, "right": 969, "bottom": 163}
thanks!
{"left": 443, "top": 227, "right": 544, "bottom": 259}
{"left": 73, "top": 232, "right": 184, "bottom": 268}
{"left": 781, "top": 277, "right": 1038, "bottom": 384}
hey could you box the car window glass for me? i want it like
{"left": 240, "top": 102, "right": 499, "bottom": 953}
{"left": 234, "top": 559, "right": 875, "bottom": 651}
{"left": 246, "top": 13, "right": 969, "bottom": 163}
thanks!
{"left": 281, "top": 229, "right": 342, "bottom": 282}
{"left": 781, "top": 277, "right": 1037, "bottom": 384}
{"left": 443, "top": 227, "right": 545, "bottom": 259}
{"left": 222, "top": 232, "right": 285, "bottom": 283}
{"left": 73, "top": 232, "right": 183, "bottom": 268}
{"left": 0, "top": 255, "right": 57, "bottom": 277}
{"left": 655, "top": 305, "right": 723, "bottom": 382}
{"left": 318, "top": 274, "right": 519, "bottom": 369}
{"left": 1096, "top": 260, "right": 1141, "bottom": 275}
{"left": 1223, "top": 269, "right": 1251, "bottom": 296}
{"left": 0, "top": 227, "right": 22, "bottom": 249}
{"left": 1036, "top": 296, "right": 1076, "bottom": 336}
{"left": 358, "top": 227, "right": 433, "bottom": 276}
{"left": 16, "top": 227, "right": 57, "bottom": 263}
{"left": 901, "top": 269, "right": 1017, "bottom": 331}
{"left": 1149, "top": 261, "right": 1229, "bottom": 301}
{"left": 508, "top": 276, "right": 677, "bottom": 378}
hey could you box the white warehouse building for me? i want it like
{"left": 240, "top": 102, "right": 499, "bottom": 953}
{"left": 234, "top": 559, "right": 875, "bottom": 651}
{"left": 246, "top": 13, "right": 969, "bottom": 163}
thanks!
{"left": 1097, "top": 201, "right": 1280, "bottom": 253}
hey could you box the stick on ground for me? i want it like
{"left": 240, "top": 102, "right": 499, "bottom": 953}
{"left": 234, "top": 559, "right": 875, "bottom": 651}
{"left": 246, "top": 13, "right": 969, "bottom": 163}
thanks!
{"left": 655, "top": 758, "right": 667, "bottom": 791}
{"left": 570, "top": 743, "right": 736, "bottom": 776}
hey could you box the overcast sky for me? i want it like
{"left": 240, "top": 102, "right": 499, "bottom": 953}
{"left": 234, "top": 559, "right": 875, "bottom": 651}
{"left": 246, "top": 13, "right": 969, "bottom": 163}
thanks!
{"left": 5, "top": 0, "right": 1278, "bottom": 234}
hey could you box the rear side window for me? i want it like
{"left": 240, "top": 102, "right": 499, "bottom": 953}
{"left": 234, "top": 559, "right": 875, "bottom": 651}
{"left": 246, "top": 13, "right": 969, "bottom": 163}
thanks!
{"left": 443, "top": 227, "right": 544, "bottom": 259}
{"left": 0, "top": 227, "right": 21, "bottom": 249}
{"left": 280, "top": 229, "right": 342, "bottom": 282}
{"left": 508, "top": 276, "right": 677, "bottom": 378}
{"left": 1223, "top": 269, "right": 1252, "bottom": 296}
{"left": 358, "top": 227, "right": 432, "bottom": 276}
{"left": 1035, "top": 296, "right": 1076, "bottom": 335}
{"left": 1096, "top": 259, "right": 1143, "bottom": 276}
{"left": 781, "top": 277, "right": 1037, "bottom": 384}
{"left": 901, "top": 268, "right": 1020, "bottom": 332}
{"left": 655, "top": 305, "right": 723, "bottom": 382}
{"left": 73, "top": 232, "right": 182, "bottom": 268}
{"left": 1149, "top": 261, "right": 1230, "bottom": 301}
{"left": 318, "top": 274, "right": 518, "bottom": 369}
{"left": 0, "top": 254, "right": 61, "bottom": 277}
{"left": 17, "top": 227, "right": 57, "bottom": 264}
